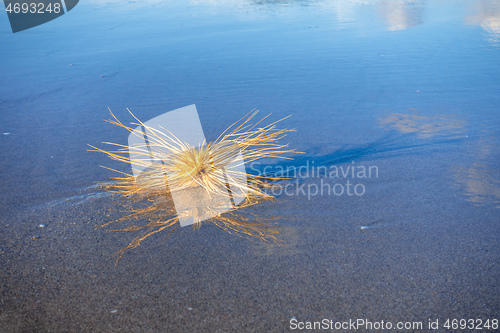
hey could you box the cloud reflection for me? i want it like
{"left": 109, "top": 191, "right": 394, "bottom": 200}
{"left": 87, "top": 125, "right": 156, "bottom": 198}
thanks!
{"left": 453, "top": 134, "right": 500, "bottom": 208}
{"left": 466, "top": 0, "right": 500, "bottom": 45}
{"left": 379, "top": 111, "right": 466, "bottom": 139}
{"left": 377, "top": 0, "right": 424, "bottom": 31}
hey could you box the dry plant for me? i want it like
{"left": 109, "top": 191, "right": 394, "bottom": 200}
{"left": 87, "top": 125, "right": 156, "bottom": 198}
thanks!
{"left": 89, "top": 109, "right": 299, "bottom": 262}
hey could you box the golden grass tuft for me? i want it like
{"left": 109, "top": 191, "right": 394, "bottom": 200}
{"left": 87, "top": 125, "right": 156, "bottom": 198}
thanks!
{"left": 89, "top": 109, "right": 299, "bottom": 263}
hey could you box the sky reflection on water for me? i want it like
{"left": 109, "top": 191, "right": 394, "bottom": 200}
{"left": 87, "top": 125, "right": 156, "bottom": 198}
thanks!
{"left": 86, "top": 0, "right": 500, "bottom": 45}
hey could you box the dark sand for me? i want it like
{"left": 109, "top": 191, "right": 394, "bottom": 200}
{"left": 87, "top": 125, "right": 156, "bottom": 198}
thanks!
{"left": 1, "top": 1, "right": 499, "bottom": 332}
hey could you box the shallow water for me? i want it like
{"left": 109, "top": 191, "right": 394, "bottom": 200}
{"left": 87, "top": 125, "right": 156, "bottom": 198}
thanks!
{"left": 1, "top": 0, "right": 499, "bottom": 332}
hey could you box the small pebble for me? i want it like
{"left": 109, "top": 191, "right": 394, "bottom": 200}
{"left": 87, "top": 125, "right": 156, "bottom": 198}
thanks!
{"left": 110, "top": 309, "right": 118, "bottom": 313}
